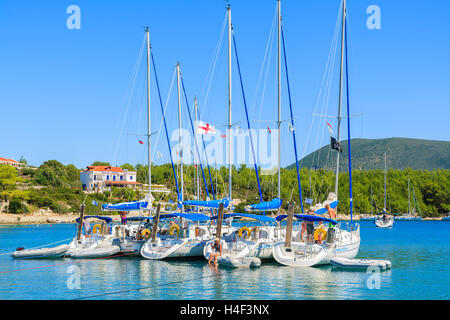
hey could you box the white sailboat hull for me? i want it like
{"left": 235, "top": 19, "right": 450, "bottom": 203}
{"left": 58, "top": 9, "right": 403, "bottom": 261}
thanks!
{"left": 375, "top": 217, "right": 394, "bottom": 228}
{"left": 140, "top": 238, "right": 207, "bottom": 260}
{"left": 273, "top": 241, "right": 329, "bottom": 267}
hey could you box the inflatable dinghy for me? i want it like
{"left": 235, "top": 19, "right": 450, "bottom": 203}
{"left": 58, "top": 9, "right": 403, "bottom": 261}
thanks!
{"left": 217, "top": 256, "right": 262, "bottom": 268}
{"left": 69, "top": 245, "right": 120, "bottom": 259}
{"left": 330, "top": 257, "right": 392, "bottom": 270}
{"left": 12, "top": 244, "right": 69, "bottom": 259}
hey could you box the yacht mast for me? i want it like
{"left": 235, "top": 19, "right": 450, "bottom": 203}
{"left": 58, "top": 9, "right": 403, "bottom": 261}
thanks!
{"left": 145, "top": 27, "right": 152, "bottom": 201}
{"left": 176, "top": 62, "right": 184, "bottom": 211}
{"left": 194, "top": 97, "right": 200, "bottom": 211}
{"left": 277, "top": 0, "right": 282, "bottom": 203}
{"left": 227, "top": 4, "right": 232, "bottom": 211}
{"left": 334, "top": 0, "right": 346, "bottom": 200}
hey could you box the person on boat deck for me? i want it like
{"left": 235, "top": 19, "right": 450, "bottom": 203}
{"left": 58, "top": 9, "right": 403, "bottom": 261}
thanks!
{"left": 208, "top": 238, "right": 222, "bottom": 266}
{"left": 300, "top": 221, "right": 307, "bottom": 241}
{"left": 82, "top": 218, "right": 91, "bottom": 236}
{"left": 119, "top": 211, "right": 127, "bottom": 225}
{"left": 144, "top": 218, "right": 152, "bottom": 229}
{"left": 325, "top": 203, "right": 336, "bottom": 228}
{"left": 305, "top": 210, "right": 315, "bottom": 244}
{"left": 325, "top": 203, "right": 336, "bottom": 220}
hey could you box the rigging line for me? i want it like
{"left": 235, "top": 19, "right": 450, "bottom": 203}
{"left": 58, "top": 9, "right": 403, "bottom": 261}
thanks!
{"left": 299, "top": 1, "right": 342, "bottom": 164}
{"left": 195, "top": 106, "right": 216, "bottom": 200}
{"left": 113, "top": 35, "right": 146, "bottom": 165}
{"left": 311, "top": 14, "right": 340, "bottom": 168}
{"left": 200, "top": 12, "right": 228, "bottom": 121}
{"left": 281, "top": 23, "right": 304, "bottom": 213}
{"left": 301, "top": 6, "right": 341, "bottom": 200}
{"left": 151, "top": 53, "right": 181, "bottom": 204}
{"left": 252, "top": 3, "right": 278, "bottom": 122}
{"left": 180, "top": 77, "right": 213, "bottom": 207}
{"left": 232, "top": 31, "right": 263, "bottom": 203}
{"left": 247, "top": 7, "right": 277, "bottom": 199}
{"left": 151, "top": 69, "right": 176, "bottom": 162}
{"left": 308, "top": 6, "right": 341, "bottom": 202}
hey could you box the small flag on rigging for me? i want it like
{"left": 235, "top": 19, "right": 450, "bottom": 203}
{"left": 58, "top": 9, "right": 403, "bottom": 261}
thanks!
{"left": 138, "top": 140, "right": 144, "bottom": 145}
{"left": 198, "top": 121, "right": 216, "bottom": 135}
{"left": 326, "top": 122, "right": 334, "bottom": 137}
{"left": 267, "top": 126, "right": 272, "bottom": 134}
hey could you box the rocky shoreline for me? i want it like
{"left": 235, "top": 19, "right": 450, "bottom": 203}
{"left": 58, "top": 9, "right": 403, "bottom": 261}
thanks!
{"left": 0, "top": 212, "right": 444, "bottom": 225}
{"left": 0, "top": 210, "right": 143, "bottom": 225}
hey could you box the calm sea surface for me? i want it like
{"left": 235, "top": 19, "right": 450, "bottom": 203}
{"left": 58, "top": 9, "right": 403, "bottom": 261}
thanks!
{"left": 0, "top": 221, "right": 449, "bottom": 300}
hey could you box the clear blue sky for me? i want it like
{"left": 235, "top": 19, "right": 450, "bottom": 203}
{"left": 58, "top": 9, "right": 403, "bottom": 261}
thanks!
{"left": 1, "top": 0, "right": 449, "bottom": 169}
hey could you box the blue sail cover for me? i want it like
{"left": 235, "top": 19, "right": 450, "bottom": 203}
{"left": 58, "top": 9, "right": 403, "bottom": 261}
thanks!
{"left": 211, "top": 213, "right": 276, "bottom": 223}
{"left": 276, "top": 214, "right": 337, "bottom": 225}
{"left": 245, "top": 198, "right": 282, "bottom": 212}
{"left": 313, "top": 200, "right": 339, "bottom": 215}
{"left": 127, "top": 216, "right": 154, "bottom": 222}
{"left": 182, "top": 198, "right": 229, "bottom": 209}
{"left": 158, "top": 212, "right": 211, "bottom": 222}
{"left": 101, "top": 201, "right": 149, "bottom": 211}
{"left": 75, "top": 215, "right": 113, "bottom": 224}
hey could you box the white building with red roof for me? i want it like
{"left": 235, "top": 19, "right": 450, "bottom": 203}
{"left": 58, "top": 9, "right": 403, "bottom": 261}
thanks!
{"left": 80, "top": 165, "right": 139, "bottom": 191}
{"left": 0, "top": 157, "right": 25, "bottom": 169}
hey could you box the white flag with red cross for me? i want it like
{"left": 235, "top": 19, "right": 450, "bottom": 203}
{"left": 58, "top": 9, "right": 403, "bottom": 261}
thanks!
{"left": 198, "top": 121, "right": 216, "bottom": 135}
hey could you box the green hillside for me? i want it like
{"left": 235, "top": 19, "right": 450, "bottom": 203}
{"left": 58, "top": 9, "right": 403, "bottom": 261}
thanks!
{"left": 288, "top": 137, "right": 450, "bottom": 171}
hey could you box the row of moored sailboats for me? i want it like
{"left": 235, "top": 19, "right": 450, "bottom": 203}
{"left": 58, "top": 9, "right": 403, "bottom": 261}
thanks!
{"left": 13, "top": 0, "right": 364, "bottom": 268}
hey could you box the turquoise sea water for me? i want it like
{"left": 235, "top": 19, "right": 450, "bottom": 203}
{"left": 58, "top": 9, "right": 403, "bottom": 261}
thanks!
{"left": 0, "top": 221, "right": 449, "bottom": 300}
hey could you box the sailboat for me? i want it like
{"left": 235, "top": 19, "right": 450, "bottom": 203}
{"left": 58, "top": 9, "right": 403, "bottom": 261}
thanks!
{"left": 88, "top": 27, "right": 159, "bottom": 255}
{"left": 200, "top": 4, "right": 285, "bottom": 264}
{"left": 375, "top": 152, "right": 394, "bottom": 228}
{"left": 140, "top": 55, "right": 235, "bottom": 260}
{"left": 395, "top": 178, "right": 422, "bottom": 220}
{"left": 67, "top": 215, "right": 121, "bottom": 258}
{"left": 140, "top": 210, "right": 215, "bottom": 259}
{"left": 273, "top": 0, "right": 361, "bottom": 267}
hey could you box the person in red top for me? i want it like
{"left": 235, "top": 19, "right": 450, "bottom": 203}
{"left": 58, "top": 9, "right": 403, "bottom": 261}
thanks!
{"left": 119, "top": 211, "right": 127, "bottom": 225}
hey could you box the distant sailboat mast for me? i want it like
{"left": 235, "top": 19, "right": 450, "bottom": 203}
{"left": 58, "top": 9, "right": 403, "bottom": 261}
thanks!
{"left": 384, "top": 151, "right": 387, "bottom": 211}
{"left": 408, "top": 177, "right": 411, "bottom": 215}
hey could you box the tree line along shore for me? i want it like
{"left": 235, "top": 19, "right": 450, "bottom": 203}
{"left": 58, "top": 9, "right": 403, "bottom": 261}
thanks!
{"left": 0, "top": 160, "right": 448, "bottom": 224}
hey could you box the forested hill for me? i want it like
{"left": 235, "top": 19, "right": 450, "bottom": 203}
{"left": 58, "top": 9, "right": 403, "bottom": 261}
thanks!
{"left": 287, "top": 138, "right": 450, "bottom": 171}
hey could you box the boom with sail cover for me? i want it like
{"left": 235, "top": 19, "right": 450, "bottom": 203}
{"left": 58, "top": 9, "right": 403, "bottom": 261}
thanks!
{"left": 245, "top": 198, "right": 282, "bottom": 212}
{"left": 102, "top": 201, "right": 149, "bottom": 211}
{"left": 182, "top": 198, "right": 229, "bottom": 209}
